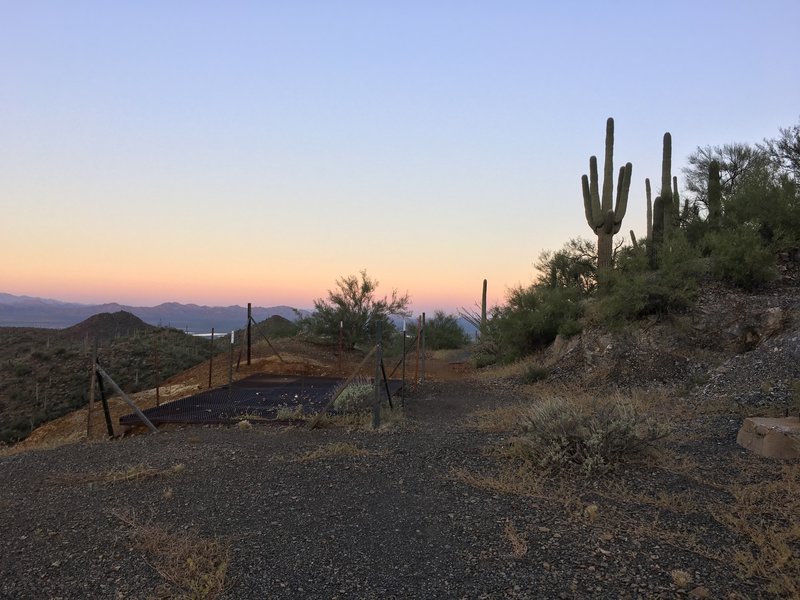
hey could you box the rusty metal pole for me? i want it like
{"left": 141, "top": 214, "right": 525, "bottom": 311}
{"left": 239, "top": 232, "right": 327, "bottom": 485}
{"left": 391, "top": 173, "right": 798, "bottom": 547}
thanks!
{"left": 338, "top": 320, "right": 343, "bottom": 374}
{"left": 153, "top": 334, "right": 161, "bottom": 407}
{"left": 228, "top": 330, "right": 234, "bottom": 386}
{"left": 86, "top": 344, "right": 96, "bottom": 438}
{"left": 208, "top": 328, "right": 215, "bottom": 389}
{"left": 373, "top": 321, "right": 382, "bottom": 429}
{"left": 401, "top": 319, "right": 406, "bottom": 406}
{"left": 421, "top": 312, "right": 426, "bottom": 383}
{"left": 247, "top": 303, "right": 252, "bottom": 366}
{"left": 414, "top": 316, "right": 421, "bottom": 383}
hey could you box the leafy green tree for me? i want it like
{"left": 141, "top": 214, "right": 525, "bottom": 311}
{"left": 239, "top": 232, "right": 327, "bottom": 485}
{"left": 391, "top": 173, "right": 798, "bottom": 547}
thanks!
{"left": 762, "top": 117, "right": 800, "bottom": 181}
{"left": 682, "top": 142, "right": 769, "bottom": 214}
{"left": 299, "top": 270, "right": 411, "bottom": 348}
{"left": 535, "top": 237, "right": 598, "bottom": 296}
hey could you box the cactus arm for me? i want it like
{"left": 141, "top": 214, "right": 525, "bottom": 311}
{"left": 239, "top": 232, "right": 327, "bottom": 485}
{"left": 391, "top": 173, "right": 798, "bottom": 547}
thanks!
{"left": 590, "top": 155, "right": 601, "bottom": 226}
{"left": 582, "top": 174, "right": 594, "bottom": 228}
{"left": 646, "top": 178, "right": 653, "bottom": 241}
{"left": 615, "top": 162, "right": 632, "bottom": 223}
{"left": 652, "top": 196, "right": 664, "bottom": 244}
{"left": 601, "top": 118, "right": 615, "bottom": 215}
{"left": 661, "top": 133, "right": 672, "bottom": 200}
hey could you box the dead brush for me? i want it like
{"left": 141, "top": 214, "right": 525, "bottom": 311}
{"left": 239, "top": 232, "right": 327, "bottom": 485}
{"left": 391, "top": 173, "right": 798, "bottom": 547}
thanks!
{"left": 296, "top": 441, "right": 372, "bottom": 463}
{"left": 52, "top": 463, "right": 185, "bottom": 485}
{"left": 450, "top": 464, "right": 583, "bottom": 517}
{"left": 462, "top": 405, "right": 528, "bottom": 433}
{"left": 503, "top": 519, "right": 528, "bottom": 558}
{"left": 113, "top": 509, "right": 230, "bottom": 600}
{"left": 714, "top": 463, "right": 800, "bottom": 597}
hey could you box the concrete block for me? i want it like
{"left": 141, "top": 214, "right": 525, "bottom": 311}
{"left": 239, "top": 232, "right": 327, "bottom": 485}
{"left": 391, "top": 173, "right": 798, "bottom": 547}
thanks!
{"left": 737, "top": 416, "right": 800, "bottom": 460}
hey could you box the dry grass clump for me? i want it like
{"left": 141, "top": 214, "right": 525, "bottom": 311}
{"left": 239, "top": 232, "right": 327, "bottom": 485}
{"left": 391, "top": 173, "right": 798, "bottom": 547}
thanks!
{"left": 275, "top": 405, "right": 305, "bottom": 420}
{"left": 507, "top": 394, "right": 669, "bottom": 473}
{"left": 462, "top": 406, "right": 528, "bottom": 433}
{"left": 52, "top": 463, "right": 185, "bottom": 485}
{"left": 670, "top": 569, "right": 693, "bottom": 589}
{"left": 296, "top": 442, "right": 371, "bottom": 463}
{"left": 716, "top": 463, "right": 800, "bottom": 597}
{"left": 503, "top": 519, "right": 528, "bottom": 558}
{"left": 114, "top": 509, "right": 230, "bottom": 600}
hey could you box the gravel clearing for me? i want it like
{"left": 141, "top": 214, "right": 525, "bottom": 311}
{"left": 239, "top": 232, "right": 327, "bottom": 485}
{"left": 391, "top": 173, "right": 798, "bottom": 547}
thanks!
{"left": 0, "top": 376, "right": 788, "bottom": 599}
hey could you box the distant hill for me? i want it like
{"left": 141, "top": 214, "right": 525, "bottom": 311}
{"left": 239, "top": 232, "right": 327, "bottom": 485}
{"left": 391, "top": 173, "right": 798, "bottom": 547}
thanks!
{"left": 0, "top": 314, "right": 215, "bottom": 444}
{"left": 0, "top": 293, "right": 309, "bottom": 332}
{"left": 61, "top": 311, "right": 156, "bottom": 341}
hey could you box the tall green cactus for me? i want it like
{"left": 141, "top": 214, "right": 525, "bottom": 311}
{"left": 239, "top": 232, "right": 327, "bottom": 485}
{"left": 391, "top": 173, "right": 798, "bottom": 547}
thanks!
{"left": 660, "top": 132, "right": 676, "bottom": 229}
{"left": 581, "top": 117, "right": 633, "bottom": 269}
{"left": 708, "top": 159, "right": 722, "bottom": 224}
{"left": 480, "top": 279, "right": 487, "bottom": 335}
{"left": 645, "top": 178, "right": 653, "bottom": 241}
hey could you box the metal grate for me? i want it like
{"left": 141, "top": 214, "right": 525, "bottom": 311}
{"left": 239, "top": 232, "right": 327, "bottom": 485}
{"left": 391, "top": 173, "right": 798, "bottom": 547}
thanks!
{"left": 119, "top": 374, "right": 402, "bottom": 426}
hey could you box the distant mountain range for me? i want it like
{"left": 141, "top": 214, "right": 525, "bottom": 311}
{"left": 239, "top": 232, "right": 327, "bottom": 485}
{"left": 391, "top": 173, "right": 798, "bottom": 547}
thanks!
{"left": 0, "top": 292, "right": 308, "bottom": 332}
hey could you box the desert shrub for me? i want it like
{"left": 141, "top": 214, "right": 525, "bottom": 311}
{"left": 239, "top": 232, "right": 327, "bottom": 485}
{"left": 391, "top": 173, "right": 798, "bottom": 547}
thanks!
{"left": 510, "top": 396, "right": 669, "bottom": 474}
{"left": 472, "top": 339, "right": 499, "bottom": 368}
{"left": 275, "top": 405, "right": 304, "bottom": 420}
{"left": 332, "top": 379, "right": 374, "bottom": 414}
{"left": 592, "top": 235, "right": 701, "bottom": 322}
{"left": 520, "top": 365, "right": 548, "bottom": 384}
{"left": 706, "top": 224, "right": 777, "bottom": 289}
{"left": 13, "top": 363, "right": 32, "bottom": 378}
{"left": 493, "top": 285, "right": 583, "bottom": 362}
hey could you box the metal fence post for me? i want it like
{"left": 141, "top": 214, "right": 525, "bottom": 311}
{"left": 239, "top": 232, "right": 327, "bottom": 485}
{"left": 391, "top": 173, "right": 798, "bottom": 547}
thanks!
{"left": 247, "top": 303, "right": 252, "bottom": 365}
{"left": 373, "top": 321, "right": 382, "bottom": 429}
{"left": 208, "top": 328, "right": 215, "bottom": 389}
{"left": 420, "top": 312, "right": 426, "bottom": 383}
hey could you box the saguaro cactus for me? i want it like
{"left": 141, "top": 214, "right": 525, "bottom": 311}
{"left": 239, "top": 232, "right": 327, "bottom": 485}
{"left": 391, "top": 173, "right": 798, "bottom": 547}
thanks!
{"left": 581, "top": 117, "right": 633, "bottom": 269}
{"left": 660, "top": 132, "right": 676, "bottom": 229}
{"left": 480, "top": 279, "right": 487, "bottom": 335}
{"left": 645, "top": 178, "right": 653, "bottom": 241}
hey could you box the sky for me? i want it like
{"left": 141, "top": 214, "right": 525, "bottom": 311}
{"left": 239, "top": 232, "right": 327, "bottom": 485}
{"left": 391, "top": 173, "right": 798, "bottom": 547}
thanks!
{"left": 2, "top": 1, "right": 799, "bottom": 315}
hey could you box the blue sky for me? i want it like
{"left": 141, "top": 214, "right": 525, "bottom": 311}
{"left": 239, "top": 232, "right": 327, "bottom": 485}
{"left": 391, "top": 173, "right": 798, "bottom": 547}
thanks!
{"left": 1, "top": 1, "right": 798, "bottom": 312}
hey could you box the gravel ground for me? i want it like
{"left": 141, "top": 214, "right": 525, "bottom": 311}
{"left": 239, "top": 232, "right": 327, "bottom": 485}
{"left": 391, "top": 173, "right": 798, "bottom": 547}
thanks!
{"left": 0, "top": 379, "right": 785, "bottom": 599}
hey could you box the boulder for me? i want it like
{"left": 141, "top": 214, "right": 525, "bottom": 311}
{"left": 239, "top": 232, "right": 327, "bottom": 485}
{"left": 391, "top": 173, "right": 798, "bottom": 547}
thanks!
{"left": 737, "top": 416, "right": 800, "bottom": 460}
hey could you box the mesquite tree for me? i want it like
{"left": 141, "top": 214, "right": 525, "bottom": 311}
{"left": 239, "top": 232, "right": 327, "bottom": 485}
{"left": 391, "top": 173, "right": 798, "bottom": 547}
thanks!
{"left": 581, "top": 118, "right": 633, "bottom": 269}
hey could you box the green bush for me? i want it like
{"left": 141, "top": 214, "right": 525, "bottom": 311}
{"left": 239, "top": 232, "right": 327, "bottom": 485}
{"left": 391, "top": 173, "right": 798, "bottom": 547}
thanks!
{"left": 706, "top": 225, "right": 777, "bottom": 289}
{"left": 493, "top": 285, "right": 583, "bottom": 362}
{"left": 592, "top": 235, "right": 701, "bottom": 322}
{"left": 510, "top": 396, "right": 669, "bottom": 474}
